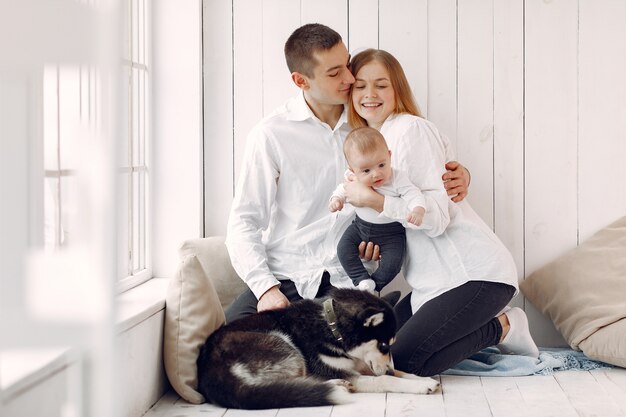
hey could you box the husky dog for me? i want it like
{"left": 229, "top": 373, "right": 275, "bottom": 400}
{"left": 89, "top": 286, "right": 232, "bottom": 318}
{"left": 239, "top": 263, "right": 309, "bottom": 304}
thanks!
{"left": 196, "top": 288, "right": 439, "bottom": 409}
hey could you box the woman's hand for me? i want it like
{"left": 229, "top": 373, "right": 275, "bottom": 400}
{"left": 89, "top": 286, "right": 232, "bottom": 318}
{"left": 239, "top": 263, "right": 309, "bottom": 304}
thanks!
{"left": 442, "top": 161, "right": 471, "bottom": 203}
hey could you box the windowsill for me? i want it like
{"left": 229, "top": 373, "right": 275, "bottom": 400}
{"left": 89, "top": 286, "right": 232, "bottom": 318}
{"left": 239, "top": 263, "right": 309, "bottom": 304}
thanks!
{"left": 116, "top": 277, "right": 170, "bottom": 333}
{"left": 0, "top": 277, "right": 170, "bottom": 399}
{"left": 0, "top": 347, "right": 78, "bottom": 401}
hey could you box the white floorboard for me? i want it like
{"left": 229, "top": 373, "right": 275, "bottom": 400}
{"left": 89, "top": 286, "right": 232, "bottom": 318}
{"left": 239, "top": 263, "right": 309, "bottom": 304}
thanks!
{"left": 144, "top": 368, "right": 626, "bottom": 417}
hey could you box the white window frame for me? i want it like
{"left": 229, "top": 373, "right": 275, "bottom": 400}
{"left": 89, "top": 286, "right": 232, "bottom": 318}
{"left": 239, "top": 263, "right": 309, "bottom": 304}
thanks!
{"left": 42, "top": 0, "right": 152, "bottom": 293}
{"left": 117, "top": 0, "right": 152, "bottom": 292}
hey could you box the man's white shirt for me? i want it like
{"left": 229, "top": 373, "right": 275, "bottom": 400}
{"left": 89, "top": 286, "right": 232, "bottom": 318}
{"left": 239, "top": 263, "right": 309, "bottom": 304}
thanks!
{"left": 226, "top": 92, "right": 355, "bottom": 300}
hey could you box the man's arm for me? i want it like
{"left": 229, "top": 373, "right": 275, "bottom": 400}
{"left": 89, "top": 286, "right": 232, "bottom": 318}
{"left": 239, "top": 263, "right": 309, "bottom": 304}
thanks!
{"left": 225, "top": 126, "right": 289, "bottom": 312}
{"left": 257, "top": 285, "right": 289, "bottom": 312}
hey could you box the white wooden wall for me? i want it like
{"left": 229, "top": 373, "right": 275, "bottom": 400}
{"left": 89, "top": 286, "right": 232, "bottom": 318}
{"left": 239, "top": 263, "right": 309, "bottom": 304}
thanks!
{"left": 203, "top": 0, "right": 626, "bottom": 347}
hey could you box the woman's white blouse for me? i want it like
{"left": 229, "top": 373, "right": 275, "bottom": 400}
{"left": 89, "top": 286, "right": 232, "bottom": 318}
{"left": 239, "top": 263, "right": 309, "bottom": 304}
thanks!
{"left": 380, "top": 113, "right": 519, "bottom": 313}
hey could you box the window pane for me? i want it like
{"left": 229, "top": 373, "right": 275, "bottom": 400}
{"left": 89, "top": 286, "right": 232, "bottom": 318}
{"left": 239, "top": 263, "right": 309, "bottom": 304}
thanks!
{"left": 59, "top": 65, "right": 81, "bottom": 171}
{"left": 138, "top": 0, "right": 145, "bottom": 65}
{"left": 132, "top": 68, "right": 140, "bottom": 167}
{"left": 44, "top": 177, "right": 60, "bottom": 250}
{"left": 92, "top": 67, "right": 100, "bottom": 128}
{"left": 138, "top": 170, "right": 146, "bottom": 270}
{"left": 60, "top": 175, "right": 78, "bottom": 247}
{"left": 132, "top": 0, "right": 139, "bottom": 63}
{"left": 117, "top": 172, "right": 130, "bottom": 280}
{"left": 138, "top": 70, "right": 145, "bottom": 166}
{"left": 122, "top": 0, "right": 131, "bottom": 61}
{"left": 132, "top": 170, "right": 140, "bottom": 272}
{"left": 43, "top": 66, "right": 59, "bottom": 172}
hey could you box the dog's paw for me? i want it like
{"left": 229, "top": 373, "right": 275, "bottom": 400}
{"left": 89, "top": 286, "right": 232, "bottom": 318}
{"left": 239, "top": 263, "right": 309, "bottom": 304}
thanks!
{"left": 327, "top": 378, "right": 355, "bottom": 393}
{"left": 393, "top": 371, "right": 440, "bottom": 394}
{"left": 423, "top": 378, "right": 440, "bottom": 394}
{"left": 326, "top": 380, "right": 355, "bottom": 405}
{"left": 402, "top": 376, "right": 440, "bottom": 394}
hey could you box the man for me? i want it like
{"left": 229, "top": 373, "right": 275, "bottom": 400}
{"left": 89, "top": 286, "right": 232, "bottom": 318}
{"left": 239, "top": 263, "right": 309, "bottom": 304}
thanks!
{"left": 225, "top": 24, "right": 469, "bottom": 322}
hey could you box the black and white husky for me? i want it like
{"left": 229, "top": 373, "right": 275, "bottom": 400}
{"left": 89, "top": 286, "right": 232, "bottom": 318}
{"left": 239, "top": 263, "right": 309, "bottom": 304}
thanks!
{"left": 196, "top": 288, "right": 439, "bottom": 409}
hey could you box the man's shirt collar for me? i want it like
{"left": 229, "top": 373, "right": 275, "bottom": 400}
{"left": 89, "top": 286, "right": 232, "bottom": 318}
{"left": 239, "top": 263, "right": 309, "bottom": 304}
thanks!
{"left": 287, "top": 91, "right": 349, "bottom": 130}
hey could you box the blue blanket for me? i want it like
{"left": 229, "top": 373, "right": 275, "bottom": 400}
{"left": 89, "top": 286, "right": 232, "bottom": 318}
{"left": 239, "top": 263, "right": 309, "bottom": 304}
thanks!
{"left": 444, "top": 347, "right": 612, "bottom": 376}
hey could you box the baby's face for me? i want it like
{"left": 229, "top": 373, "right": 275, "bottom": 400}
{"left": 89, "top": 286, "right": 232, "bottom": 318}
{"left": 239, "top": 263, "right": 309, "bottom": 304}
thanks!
{"left": 347, "top": 145, "right": 392, "bottom": 188}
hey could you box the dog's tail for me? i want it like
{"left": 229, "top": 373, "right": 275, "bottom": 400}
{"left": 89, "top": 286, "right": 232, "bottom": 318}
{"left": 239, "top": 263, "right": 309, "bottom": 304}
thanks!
{"left": 213, "top": 378, "right": 353, "bottom": 409}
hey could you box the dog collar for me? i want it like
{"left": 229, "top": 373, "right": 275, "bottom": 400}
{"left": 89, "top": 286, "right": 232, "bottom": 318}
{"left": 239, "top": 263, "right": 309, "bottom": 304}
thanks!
{"left": 323, "top": 298, "right": 344, "bottom": 343}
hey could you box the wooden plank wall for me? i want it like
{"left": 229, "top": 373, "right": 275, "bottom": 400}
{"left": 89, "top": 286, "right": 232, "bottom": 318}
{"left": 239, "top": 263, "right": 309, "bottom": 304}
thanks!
{"left": 203, "top": 0, "right": 626, "bottom": 346}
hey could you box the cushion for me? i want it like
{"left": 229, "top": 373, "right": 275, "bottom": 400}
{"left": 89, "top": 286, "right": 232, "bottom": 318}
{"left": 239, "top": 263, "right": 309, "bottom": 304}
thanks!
{"left": 178, "top": 237, "right": 247, "bottom": 308}
{"left": 579, "top": 318, "right": 626, "bottom": 367}
{"left": 521, "top": 216, "right": 626, "bottom": 367}
{"left": 163, "top": 253, "right": 226, "bottom": 403}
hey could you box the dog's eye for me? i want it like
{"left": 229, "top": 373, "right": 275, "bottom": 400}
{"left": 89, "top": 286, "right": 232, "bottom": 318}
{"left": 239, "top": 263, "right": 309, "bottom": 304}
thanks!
{"left": 378, "top": 342, "right": 390, "bottom": 354}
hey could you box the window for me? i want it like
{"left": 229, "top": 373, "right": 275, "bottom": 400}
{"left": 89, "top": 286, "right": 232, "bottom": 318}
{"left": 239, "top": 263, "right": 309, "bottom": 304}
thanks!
{"left": 43, "top": 65, "right": 83, "bottom": 250}
{"left": 118, "top": 0, "right": 151, "bottom": 291}
{"left": 42, "top": 0, "right": 151, "bottom": 292}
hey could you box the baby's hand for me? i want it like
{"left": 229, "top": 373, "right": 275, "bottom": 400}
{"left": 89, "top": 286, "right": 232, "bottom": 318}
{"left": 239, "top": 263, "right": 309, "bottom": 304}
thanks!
{"left": 329, "top": 197, "right": 344, "bottom": 212}
{"left": 407, "top": 206, "right": 425, "bottom": 226}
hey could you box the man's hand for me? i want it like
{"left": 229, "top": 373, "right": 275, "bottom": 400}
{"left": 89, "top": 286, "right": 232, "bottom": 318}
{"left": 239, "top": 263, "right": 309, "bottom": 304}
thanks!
{"left": 358, "top": 241, "right": 380, "bottom": 261}
{"left": 343, "top": 180, "right": 384, "bottom": 212}
{"left": 442, "top": 161, "right": 471, "bottom": 203}
{"left": 257, "top": 285, "right": 289, "bottom": 313}
{"left": 329, "top": 197, "right": 344, "bottom": 212}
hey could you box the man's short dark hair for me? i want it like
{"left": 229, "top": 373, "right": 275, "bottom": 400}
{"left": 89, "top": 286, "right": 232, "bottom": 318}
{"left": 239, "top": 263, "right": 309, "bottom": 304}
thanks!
{"left": 284, "top": 23, "right": 342, "bottom": 78}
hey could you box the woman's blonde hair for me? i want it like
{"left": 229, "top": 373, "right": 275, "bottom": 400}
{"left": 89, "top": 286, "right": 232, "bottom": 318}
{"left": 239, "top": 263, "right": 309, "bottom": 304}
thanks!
{"left": 348, "top": 49, "right": 423, "bottom": 128}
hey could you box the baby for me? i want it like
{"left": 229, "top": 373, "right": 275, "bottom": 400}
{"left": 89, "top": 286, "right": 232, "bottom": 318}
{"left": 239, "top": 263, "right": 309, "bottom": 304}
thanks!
{"left": 330, "top": 127, "right": 426, "bottom": 292}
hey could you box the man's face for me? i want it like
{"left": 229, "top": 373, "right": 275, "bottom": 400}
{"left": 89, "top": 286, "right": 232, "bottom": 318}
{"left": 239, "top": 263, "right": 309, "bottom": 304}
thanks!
{"left": 305, "top": 43, "right": 355, "bottom": 106}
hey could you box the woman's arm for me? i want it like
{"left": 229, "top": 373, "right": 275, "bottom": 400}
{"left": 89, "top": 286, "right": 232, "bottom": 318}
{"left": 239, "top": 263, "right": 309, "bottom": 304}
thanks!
{"left": 385, "top": 119, "right": 451, "bottom": 237}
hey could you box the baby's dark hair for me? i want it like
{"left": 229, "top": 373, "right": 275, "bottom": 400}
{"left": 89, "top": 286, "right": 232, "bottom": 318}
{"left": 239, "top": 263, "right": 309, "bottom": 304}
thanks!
{"left": 344, "top": 127, "right": 389, "bottom": 162}
{"left": 284, "top": 23, "right": 342, "bottom": 78}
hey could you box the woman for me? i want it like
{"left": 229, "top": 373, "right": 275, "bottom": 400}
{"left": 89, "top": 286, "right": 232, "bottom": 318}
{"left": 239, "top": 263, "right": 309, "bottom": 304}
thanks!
{"left": 345, "top": 49, "right": 539, "bottom": 376}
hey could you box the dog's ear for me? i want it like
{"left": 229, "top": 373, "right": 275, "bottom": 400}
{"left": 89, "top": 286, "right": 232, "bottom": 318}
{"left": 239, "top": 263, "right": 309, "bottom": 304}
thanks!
{"left": 381, "top": 291, "right": 401, "bottom": 307}
{"left": 359, "top": 308, "right": 385, "bottom": 327}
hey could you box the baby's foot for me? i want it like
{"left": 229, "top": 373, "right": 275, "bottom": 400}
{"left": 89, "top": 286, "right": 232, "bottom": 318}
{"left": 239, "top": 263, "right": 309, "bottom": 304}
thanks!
{"left": 357, "top": 279, "right": 376, "bottom": 293}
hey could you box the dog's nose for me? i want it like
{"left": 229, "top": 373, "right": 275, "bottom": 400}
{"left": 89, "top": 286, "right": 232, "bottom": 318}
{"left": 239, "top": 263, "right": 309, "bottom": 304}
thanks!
{"left": 385, "top": 355, "right": 395, "bottom": 376}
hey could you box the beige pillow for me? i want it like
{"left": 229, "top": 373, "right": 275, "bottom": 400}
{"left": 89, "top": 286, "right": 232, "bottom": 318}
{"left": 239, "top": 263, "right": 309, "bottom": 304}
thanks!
{"left": 521, "top": 216, "right": 626, "bottom": 367}
{"left": 178, "top": 237, "right": 247, "bottom": 308}
{"left": 580, "top": 318, "right": 626, "bottom": 367}
{"left": 163, "top": 253, "right": 225, "bottom": 404}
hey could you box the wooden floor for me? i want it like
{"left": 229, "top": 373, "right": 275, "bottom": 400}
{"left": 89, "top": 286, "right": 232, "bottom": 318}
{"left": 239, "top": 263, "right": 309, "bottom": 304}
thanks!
{"left": 145, "top": 368, "right": 626, "bottom": 417}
